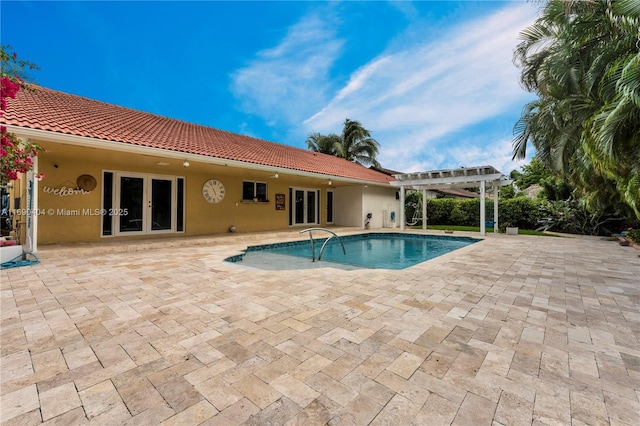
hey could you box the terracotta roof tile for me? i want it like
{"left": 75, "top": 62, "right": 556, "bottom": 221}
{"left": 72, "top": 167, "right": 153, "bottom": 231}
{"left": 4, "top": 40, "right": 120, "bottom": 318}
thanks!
{"left": 1, "top": 87, "right": 395, "bottom": 184}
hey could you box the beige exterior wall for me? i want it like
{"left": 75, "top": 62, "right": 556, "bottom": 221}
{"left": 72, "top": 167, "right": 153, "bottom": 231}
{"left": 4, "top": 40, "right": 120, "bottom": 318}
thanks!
{"left": 9, "top": 138, "right": 394, "bottom": 245}
{"left": 362, "top": 185, "right": 401, "bottom": 229}
{"left": 334, "top": 186, "right": 363, "bottom": 227}
{"left": 333, "top": 185, "right": 400, "bottom": 228}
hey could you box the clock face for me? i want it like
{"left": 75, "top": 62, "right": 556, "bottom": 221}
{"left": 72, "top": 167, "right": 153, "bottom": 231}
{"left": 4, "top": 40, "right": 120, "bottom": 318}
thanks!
{"left": 202, "top": 179, "right": 225, "bottom": 203}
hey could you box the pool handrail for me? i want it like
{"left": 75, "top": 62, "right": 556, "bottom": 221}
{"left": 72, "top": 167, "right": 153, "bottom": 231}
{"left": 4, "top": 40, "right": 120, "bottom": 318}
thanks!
{"left": 299, "top": 228, "right": 346, "bottom": 261}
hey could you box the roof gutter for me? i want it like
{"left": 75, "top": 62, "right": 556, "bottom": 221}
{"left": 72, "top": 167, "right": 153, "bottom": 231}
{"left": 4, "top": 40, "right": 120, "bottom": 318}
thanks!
{"left": 6, "top": 125, "right": 393, "bottom": 188}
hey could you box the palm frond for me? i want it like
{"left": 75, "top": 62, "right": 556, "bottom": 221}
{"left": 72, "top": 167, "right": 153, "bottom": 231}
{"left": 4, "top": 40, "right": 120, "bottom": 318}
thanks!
{"left": 612, "top": 0, "right": 640, "bottom": 18}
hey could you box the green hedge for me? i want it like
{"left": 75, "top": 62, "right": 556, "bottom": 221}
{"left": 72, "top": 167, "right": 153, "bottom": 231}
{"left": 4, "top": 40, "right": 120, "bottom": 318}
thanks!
{"left": 418, "top": 197, "right": 549, "bottom": 229}
{"left": 407, "top": 194, "right": 626, "bottom": 235}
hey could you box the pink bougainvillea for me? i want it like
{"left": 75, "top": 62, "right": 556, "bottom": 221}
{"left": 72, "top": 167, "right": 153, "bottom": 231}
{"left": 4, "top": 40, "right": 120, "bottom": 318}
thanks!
{"left": 1, "top": 46, "right": 42, "bottom": 185}
{"left": 1, "top": 76, "right": 21, "bottom": 112}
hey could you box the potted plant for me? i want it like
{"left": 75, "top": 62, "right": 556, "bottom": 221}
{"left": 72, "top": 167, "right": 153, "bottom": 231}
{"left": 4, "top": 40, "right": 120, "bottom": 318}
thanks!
{"left": 500, "top": 222, "right": 519, "bottom": 235}
{"left": 506, "top": 226, "right": 519, "bottom": 235}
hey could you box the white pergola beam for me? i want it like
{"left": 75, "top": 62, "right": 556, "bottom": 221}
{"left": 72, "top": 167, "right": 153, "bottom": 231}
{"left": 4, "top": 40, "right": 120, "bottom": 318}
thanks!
{"left": 390, "top": 173, "right": 505, "bottom": 187}
{"left": 401, "top": 179, "right": 511, "bottom": 191}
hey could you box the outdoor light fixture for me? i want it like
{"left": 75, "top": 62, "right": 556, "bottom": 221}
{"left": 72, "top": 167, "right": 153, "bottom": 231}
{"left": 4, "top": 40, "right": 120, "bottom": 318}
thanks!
{"left": 328, "top": 179, "right": 332, "bottom": 186}
{"left": 274, "top": 173, "right": 279, "bottom": 179}
{"left": 183, "top": 160, "right": 190, "bottom": 168}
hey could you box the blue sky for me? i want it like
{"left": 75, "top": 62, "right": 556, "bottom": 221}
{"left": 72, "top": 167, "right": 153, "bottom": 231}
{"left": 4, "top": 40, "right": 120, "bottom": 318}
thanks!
{"left": 2, "top": 1, "right": 539, "bottom": 175}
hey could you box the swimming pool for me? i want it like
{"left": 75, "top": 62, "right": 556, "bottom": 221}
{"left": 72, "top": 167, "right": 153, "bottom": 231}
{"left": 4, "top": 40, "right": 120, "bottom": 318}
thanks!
{"left": 226, "top": 233, "right": 480, "bottom": 270}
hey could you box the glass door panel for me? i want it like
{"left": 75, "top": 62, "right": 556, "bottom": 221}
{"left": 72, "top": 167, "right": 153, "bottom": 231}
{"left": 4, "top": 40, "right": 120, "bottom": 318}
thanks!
{"left": 307, "top": 191, "right": 316, "bottom": 224}
{"left": 294, "top": 190, "right": 305, "bottom": 224}
{"left": 119, "top": 176, "right": 144, "bottom": 233}
{"left": 327, "top": 191, "right": 334, "bottom": 224}
{"left": 150, "top": 178, "right": 173, "bottom": 231}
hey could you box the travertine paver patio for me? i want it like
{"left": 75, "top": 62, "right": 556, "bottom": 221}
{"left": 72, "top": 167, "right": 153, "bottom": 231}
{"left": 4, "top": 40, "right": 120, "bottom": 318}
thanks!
{"left": 1, "top": 229, "right": 639, "bottom": 425}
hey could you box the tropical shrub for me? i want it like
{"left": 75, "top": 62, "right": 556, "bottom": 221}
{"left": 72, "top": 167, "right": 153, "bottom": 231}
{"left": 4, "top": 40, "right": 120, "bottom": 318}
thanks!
{"left": 625, "top": 229, "right": 640, "bottom": 243}
{"left": 406, "top": 192, "right": 622, "bottom": 235}
{"left": 512, "top": 0, "right": 640, "bottom": 218}
{"left": 497, "top": 198, "right": 548, "bottom": 230}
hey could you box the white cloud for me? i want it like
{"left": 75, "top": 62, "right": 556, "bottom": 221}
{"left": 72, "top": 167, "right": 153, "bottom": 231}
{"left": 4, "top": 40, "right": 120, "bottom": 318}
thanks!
{"left": 303, "top": 2, "right": 539, "bottom": 172}
{"left": 388, "top": 0, "right": 419, "bottom": 20}
{"left": 230, "top": 11, "right": 343, "bottom": 125}
{"left": 446, "top": 138, "right": 529, "bottom": 176}
{"left": 230, "top": 2, "right": 539, "bottom": 174}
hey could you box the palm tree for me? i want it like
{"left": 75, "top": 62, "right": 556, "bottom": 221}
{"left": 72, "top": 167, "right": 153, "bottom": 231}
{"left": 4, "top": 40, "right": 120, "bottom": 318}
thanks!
{"left": 305, "top": 132, "right": 340, "bottom": 156}
{"left": 306, "top": 118, "right": 381, "bottom": 168}
{"left": 337, "top": 118, "right": 381, "bottom": 168}
{"left": 512, "top": 0, "right": 640, "bottom": 217}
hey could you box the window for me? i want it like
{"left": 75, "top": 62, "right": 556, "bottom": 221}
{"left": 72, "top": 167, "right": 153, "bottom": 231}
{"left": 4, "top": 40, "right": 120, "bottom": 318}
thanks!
{"left": 242, "top": 181, "right": 268, "bottom": 202}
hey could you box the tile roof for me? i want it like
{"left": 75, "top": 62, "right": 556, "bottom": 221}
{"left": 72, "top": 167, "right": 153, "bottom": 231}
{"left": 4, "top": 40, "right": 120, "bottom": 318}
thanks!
{"left": 1, "top": 86, "right": 395, "bottom": 184}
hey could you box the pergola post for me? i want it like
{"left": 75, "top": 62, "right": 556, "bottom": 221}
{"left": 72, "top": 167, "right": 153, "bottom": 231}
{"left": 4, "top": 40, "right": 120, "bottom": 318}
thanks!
{"left": 400, "top": 185, "right": 406, "bottom": 231}
{"left": 422, "top": 189, "right": 427, "bottom": 230}
{"left": 25, "top": 140, "right": 39, "bottom": 254}
{"left": 480, "top": 180, "right": 486, "bottom": 236}
{"left": 493, "top": 181, "right": 499, "bottom": 233}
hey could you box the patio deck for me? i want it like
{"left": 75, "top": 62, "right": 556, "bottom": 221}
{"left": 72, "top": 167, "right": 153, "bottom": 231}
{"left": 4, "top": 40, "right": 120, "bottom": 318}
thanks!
{"left": 1, "top": 229, "right": 639, "bottom": 425}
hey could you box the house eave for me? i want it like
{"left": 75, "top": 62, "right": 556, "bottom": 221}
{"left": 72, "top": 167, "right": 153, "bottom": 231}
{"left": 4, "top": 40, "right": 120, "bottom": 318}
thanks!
{"left": 6, "top": 125, "right": 392, "bottom": 188}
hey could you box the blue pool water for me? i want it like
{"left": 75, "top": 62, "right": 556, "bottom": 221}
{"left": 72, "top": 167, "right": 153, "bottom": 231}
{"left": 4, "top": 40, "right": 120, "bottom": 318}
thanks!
{"left": 226, "top": 233, "right": 479, "bottom": 270}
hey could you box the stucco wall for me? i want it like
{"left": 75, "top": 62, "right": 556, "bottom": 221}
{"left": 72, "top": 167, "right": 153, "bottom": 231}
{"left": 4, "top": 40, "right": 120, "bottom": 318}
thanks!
{"left": 333, "top": 185, "right": 399, "bottom": 229}
{"left": 362, "top": 186, "right": 401, "bottom": 229}
{"left": 334, "top": 186, "right": 363, "bottom": 227}
{"left": 35, "top": 168, "right": 298, "bottom": 244}
{"left": 23, "top": 139, "right": 390, "bottom": 244}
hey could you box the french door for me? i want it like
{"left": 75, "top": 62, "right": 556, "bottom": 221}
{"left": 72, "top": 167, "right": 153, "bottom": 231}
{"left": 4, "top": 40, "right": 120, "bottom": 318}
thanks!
{"left": 114, "top": 173, "right": 179, "bottom": 235}
{"left": 290, "top": 188, "right": 320, "bottom": 226}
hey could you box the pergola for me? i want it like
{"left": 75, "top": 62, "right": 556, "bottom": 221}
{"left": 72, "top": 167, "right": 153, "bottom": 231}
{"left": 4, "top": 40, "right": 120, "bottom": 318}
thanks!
{"left": 390, "top": 165, "right": 513, "bottom": 236}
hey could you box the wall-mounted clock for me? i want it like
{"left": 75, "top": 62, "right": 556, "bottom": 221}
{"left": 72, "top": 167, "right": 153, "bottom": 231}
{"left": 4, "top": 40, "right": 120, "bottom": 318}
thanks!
{"left": 202, "top": 179, "right": 225, "bottom": 203}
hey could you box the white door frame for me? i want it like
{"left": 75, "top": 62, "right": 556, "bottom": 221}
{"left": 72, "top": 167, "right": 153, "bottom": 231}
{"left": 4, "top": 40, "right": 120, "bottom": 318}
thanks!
{"left": 113, "top": 172, "right": 177, "bottom": 236}
{"left": 291, "top": 187, "right": 320, "bottom": 226}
